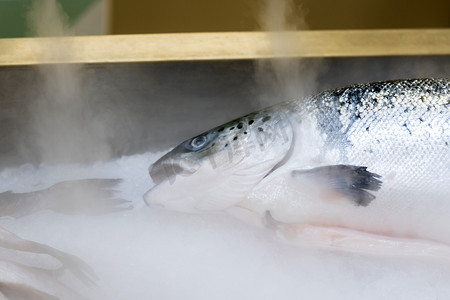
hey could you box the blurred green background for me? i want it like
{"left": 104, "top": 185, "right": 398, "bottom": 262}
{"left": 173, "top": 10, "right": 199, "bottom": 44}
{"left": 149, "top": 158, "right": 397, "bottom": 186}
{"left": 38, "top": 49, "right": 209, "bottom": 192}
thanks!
{"left": 0, "top": 0, "right": 98, "bottom": 38}
{"left": 0, "top": 0, "right": 449, "bottom": 38}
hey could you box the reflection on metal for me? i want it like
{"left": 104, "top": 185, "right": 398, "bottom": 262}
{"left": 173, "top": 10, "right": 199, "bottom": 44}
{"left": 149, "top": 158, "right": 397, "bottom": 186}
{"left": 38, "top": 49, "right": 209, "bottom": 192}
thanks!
{"left": 0, "top": 29, "right": 449, "bottom": 66}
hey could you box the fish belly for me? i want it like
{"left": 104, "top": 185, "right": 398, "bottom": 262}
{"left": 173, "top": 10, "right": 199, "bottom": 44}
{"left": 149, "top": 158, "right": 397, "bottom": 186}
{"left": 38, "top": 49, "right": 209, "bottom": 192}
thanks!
{"left": 246, "top": 108, "right": 450, "bottom": 244}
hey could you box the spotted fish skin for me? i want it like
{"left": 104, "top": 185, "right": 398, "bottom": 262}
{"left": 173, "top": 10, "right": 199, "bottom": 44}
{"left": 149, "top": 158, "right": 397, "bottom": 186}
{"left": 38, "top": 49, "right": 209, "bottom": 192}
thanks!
{"left": 245, "top": 78, "right": 450, "bottom": 241}
{"left": 276, "top": 78, "right": 450, "bottom": 169}
{"left": 302, "top": 78, "right": 450, "bottom": 182}
{"left": 299, "top": 78, "right": 450, "bottom": 157}
{"left": 146, "top": 78, "right": 450, "bottom": 244}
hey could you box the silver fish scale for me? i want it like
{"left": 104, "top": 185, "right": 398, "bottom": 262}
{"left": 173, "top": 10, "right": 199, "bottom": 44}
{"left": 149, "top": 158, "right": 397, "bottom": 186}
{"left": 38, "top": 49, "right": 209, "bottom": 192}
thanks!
{"left": 280, "top": 78, "right": 450, "bottom": 240}
{"left": 298, "top": 78, "right": 450, "bottom": 215}
{"left": 328, "top": 78, "right": 449, "bottom": 113}
{"left": 301, "top": 78, "right": 450, "bottom": 160}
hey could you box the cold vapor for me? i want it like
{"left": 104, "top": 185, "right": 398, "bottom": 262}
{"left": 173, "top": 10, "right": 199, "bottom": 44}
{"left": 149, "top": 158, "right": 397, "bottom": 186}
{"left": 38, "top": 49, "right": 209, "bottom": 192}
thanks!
{"left": 2, "top": 154, "right": 450, "bottom": 299}
{"left": 254, "top": 0, "right": 325, "bottom": 107}
{"left": 24, "top": 0, "right": 112, "bottom": 164}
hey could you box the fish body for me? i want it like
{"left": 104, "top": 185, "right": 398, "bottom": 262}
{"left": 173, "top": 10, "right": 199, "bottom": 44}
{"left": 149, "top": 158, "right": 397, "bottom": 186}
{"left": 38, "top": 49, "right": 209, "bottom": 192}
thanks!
{"left": 145, "top": 78, "right": 450, "bottom": 246}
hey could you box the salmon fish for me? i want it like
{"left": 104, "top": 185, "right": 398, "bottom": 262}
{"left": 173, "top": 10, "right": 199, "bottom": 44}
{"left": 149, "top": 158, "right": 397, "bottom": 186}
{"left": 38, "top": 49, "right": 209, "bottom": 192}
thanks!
{"left": 145, "top": 78, "right": 450, "bottom": 258}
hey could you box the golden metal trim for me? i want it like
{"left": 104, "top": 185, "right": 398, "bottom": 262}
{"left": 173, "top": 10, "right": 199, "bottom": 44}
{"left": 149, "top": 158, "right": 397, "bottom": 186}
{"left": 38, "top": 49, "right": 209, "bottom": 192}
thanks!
{"left": 1, "top": 29, "right": 449, "bottom": 66}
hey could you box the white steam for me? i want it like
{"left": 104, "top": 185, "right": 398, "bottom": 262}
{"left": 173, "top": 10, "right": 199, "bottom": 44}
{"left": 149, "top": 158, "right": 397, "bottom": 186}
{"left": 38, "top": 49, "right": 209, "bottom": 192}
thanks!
{"left": 24, "top": 0, "right": 112, "bottom": 164}
{"left": 1, "top": 153, "right": 450, "bottom": 299}
{"left": 255, "top": 0, "right": 325, "bottom": 107}
{"left": 27, "top": 0, "right": 69, "bottom": 37}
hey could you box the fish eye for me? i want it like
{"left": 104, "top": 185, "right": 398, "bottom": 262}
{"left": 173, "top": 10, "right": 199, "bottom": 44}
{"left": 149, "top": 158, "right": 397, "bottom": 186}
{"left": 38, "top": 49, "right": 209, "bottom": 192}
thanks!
{"left": 187, "top": 135, "right": 207, "bottom": 151}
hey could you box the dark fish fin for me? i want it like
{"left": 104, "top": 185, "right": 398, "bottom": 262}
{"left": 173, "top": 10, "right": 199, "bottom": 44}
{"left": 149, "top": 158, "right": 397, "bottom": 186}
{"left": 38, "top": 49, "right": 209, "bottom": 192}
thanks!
{"left": 292, "top": 165, "right": 382, "bottom": 207}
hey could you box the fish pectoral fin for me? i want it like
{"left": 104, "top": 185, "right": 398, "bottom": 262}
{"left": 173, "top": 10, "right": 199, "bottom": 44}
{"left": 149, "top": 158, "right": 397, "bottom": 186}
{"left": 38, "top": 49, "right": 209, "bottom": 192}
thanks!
{"left": 292, "top": 165, "right": 382, "bottom": 206}
{"left": 274, "top": 222, "right": 450, "bottom": 260}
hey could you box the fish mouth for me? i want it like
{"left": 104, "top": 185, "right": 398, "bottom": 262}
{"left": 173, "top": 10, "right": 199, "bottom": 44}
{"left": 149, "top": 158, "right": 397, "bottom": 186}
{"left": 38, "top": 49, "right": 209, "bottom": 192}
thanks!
{"left": 150, "top": 161, "right": 185, "bottom": 185}
{"left": 145, "top": 159, "right": 199, "bottom": 211}
{"left": 150, "top": 155, "right": 201, "bottom": 185}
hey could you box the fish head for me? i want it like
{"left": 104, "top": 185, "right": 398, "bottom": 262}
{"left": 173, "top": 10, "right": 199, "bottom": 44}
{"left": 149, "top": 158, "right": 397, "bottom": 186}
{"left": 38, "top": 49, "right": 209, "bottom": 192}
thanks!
{"left": 144, "top": 108, "right": 294, "bottom": 213}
